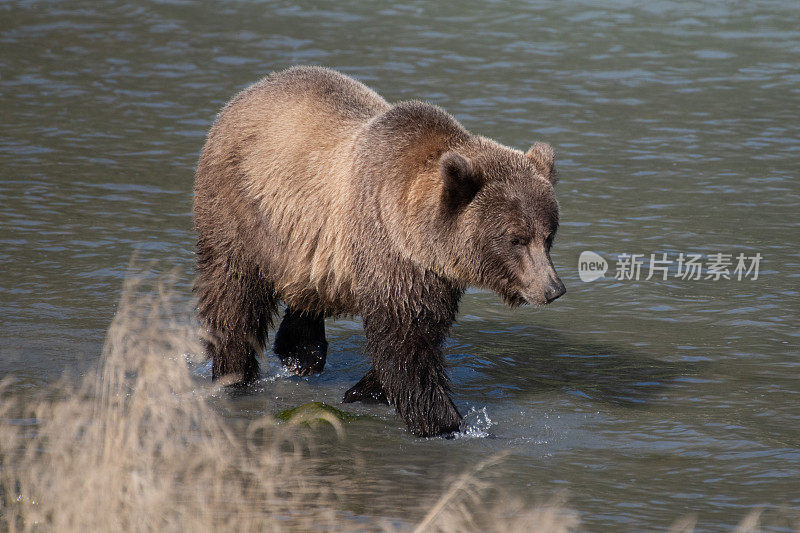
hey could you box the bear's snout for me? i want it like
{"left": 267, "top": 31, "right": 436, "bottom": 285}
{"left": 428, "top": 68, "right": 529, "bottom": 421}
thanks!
{"left": 519, "top": 271, "right": 565, "bottom": 305}
{"left": 518, "top": 250, "right": 565, "bottom": 305}
{"left": 544, "top": 277, "right": 566, "bottom": 303}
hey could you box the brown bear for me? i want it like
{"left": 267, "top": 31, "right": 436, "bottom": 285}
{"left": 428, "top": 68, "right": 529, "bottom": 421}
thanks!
{"left": 193, "top": 66, "right": 565, "bottom": 437}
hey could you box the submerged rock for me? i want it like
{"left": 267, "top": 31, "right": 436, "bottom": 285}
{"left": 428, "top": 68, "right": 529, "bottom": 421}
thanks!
{"left": 277, "top": 401, "right": 362, "bottom": 424}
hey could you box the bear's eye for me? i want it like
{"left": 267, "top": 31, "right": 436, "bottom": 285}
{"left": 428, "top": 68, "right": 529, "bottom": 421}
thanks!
{"left": 509, "top": 236, "right": 528, "bottom": 247}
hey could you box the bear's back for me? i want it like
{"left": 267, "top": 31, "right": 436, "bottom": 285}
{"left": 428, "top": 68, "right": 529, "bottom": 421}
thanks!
{"left": 219, "top": 66, "right": 389, "bottom": 138}
{"left": 257, "top": 66, "right": 389, "bottom": 121}
{"left": 195, "top": 68, "right": 394, "bottom": 314}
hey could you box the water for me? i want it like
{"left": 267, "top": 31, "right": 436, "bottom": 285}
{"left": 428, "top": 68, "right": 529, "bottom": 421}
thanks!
{"left": 1, "top": 0, "right": 798, "bottom": 530}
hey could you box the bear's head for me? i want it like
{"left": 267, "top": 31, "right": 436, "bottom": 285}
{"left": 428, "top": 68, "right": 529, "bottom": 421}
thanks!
{"left": 439, "top": 141, "right": 565, "bottom": 307}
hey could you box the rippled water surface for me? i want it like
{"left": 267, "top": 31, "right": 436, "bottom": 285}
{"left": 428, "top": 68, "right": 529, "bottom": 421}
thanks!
{"left": 2, "top": 1, "right": 799, "bottom": 530}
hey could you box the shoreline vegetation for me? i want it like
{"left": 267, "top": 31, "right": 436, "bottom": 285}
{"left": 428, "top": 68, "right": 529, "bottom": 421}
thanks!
{"left": 0, "top": 273, "right": 764, "bottom": 532}
{"left": 0, "top": 274, "right": 576, "bottom": 532}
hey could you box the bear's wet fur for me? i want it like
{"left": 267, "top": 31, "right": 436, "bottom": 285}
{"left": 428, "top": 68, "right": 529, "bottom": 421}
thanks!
{"left": 193, "top": 66, "right": 565, "bottom": 437}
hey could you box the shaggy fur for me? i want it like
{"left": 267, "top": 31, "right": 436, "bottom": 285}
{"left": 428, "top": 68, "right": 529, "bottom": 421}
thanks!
{"left": 193, "top": 66, "right": 565, "bottom": 437}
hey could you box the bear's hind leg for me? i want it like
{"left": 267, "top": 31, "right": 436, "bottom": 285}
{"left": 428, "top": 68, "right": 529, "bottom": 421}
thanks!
{"left": 273, "top": 307, "right": 327, "bottom": 376}
{"left": 343, "top": 367, "right": 388, "bottom": 404}
{"left": 196, "top": 242, "right": 277, "bottom": 385}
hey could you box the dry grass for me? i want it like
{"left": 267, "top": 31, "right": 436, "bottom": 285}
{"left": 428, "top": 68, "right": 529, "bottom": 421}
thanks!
{"left": 0, "top": 272, "right": 578, "bottom": 532}
{"left": 0, "top": 274, "right": 338, "bottom": 532}
{"left": 410, "top": 452, "right": 577, "bottom": 533}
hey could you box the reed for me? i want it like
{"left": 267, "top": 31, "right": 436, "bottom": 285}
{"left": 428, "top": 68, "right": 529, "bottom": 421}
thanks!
{"left": 0, "top": 271, "right": 576, "bottom": 532}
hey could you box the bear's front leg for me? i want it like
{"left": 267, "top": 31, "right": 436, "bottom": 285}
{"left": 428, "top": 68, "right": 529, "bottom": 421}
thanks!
{"left": 362, "top": 305, "right": 462, "bottom": 437}
{"left": 342, "top": 367, "right": 388, "bottom": 404}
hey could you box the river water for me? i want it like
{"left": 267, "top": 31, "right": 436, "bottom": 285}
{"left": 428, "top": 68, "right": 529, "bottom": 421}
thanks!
{"left": 1, "top": 1, "right": 798, "bottom": 530}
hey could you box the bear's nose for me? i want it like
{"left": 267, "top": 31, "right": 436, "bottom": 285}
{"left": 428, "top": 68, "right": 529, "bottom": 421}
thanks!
{"left": 544, "top": 278, "right": 566, "bottom": 303}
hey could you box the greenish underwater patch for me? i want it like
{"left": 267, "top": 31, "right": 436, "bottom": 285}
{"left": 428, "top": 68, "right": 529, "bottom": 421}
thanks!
{"left": 277, "top": 401, "right": 364, "bottom": 424}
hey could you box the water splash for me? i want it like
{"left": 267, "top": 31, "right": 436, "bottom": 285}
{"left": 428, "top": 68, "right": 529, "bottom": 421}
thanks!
{"left": 456, "top": 406, "right": 495, "bottom": 439}
{"left": 264, "top": 358, "right": 302, "bottom": 380}
{"left": 192, "top": 354, "right": 295, "bottom": 381}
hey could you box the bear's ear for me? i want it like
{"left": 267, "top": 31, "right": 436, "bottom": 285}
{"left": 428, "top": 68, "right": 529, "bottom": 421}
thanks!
{"left": 526, "top": 142, "right": 558, "bottom": 184}
{"left": 440, "top": 152, "right": 482, "bottom": 215}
